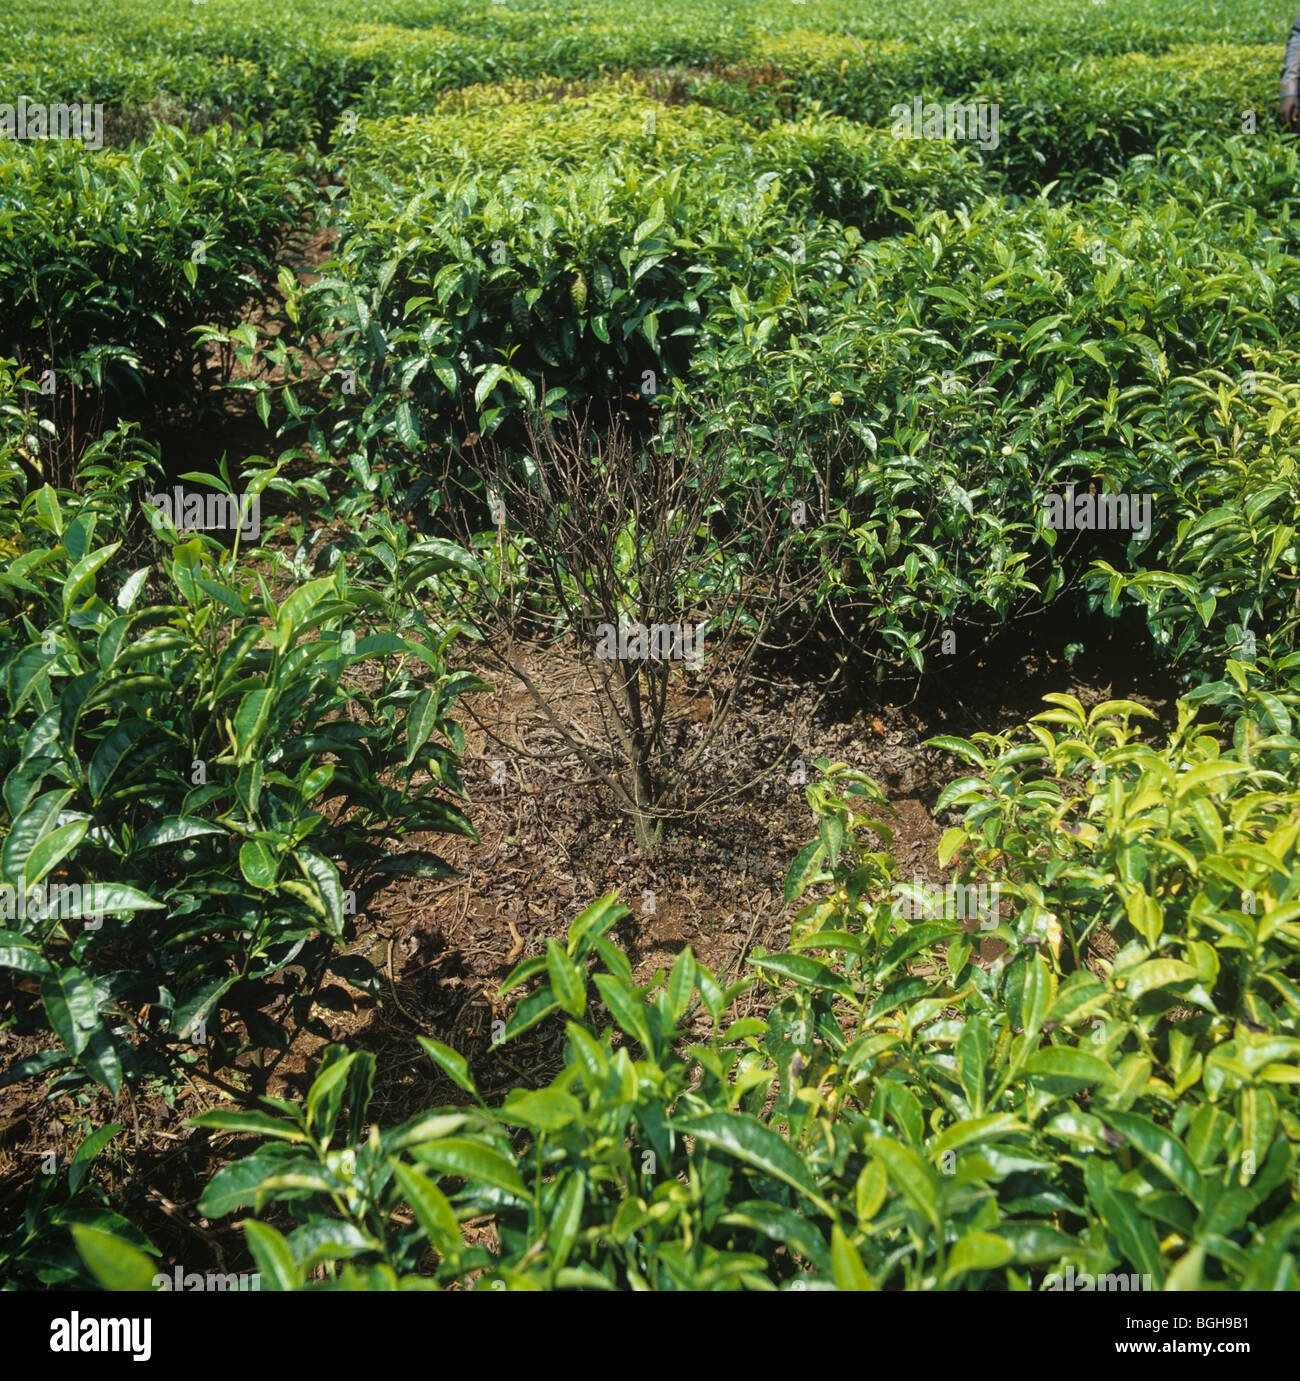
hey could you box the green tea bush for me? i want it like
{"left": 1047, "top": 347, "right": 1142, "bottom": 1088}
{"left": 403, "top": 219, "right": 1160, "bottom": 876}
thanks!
{"left": 223, "top": 93, "right": 982, "bottom": 507}
{"left": 340, "top": 92, "right": 751, "bottom": 185}
{"left": 258, "top": 147, "right": 859, "bottom": 476}
{"left": 0, "top": 125, "right": 308, "bottom": 419}
{"left": 1091, "top": 426, "right": 1300, "bottom": 682}
{"left": 0, "top": 407, "right": 481, "bottom": 1098}
{"left": 684, "top": 28, "right": 1277, "bottom": 168}
{"left": 1, "top": 1124, "right": 156, "bottom": 1288}
{"left": 694, "top": 129, "right": 1300, "bottom": 673}
{"left": 969, "top": 45, "right": 1279, "bottom": 191}
{"left": 1078, "top": 138, "right": 1300, "bottom": 679}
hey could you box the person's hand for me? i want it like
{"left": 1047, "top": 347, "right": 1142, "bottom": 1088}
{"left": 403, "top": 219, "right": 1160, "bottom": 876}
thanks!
{"left": 1281, "top": 93, "right": 1300, "bottom": 127}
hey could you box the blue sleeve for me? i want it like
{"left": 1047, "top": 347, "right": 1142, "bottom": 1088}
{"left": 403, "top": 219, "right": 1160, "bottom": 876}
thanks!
{"left": 1282, "top": 12, "right": 1300, "bottom": 97}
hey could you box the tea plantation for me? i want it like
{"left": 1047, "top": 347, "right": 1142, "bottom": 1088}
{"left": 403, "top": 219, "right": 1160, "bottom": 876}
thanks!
{"left": 1, "top": 0, "right": 1299, "bottom": 1298}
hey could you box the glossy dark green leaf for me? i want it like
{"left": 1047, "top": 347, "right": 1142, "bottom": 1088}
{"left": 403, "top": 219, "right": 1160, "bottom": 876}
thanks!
{"left": 500, "top": 1088, "right": 582, "bottom": 1131}
{"left": 68, "top": 1123, "right": 123, "bottom": 1196}
{"left": 593, "top": 972, "right": 652, "bottom": 1050}
{"left": 752, "top": 951, "right": 855, "bottom": 999}
{"left": 860, "top": 1135, "right": 941, "bottom": 1231}
{"left": 783, "top": 840, "right": 825, "bottom": 904}
{"left": 548, "top": 1171, "right": 586, "bottom": 1273}
{"left": 189, "top": 1109, "right": 308, "bottom": 1142}
{"left": 392, "top": 1161, "right": 463, "bottom": 1256}
{"left": 1103, "top": 1110, "right": 1205, "bottom": 1210}
{"left": 243, "top": 1220, "right": 301, "bottom": 1290}
{"left": 40, "top": 966, "right": 100, "bottom": 1058}
{"left": 410, "top": 1138, "right": 528, "bottom": 1199}
{"left": 943, "top": 1231, "right": 1015, "bottom": 1283}
{"left": 418, "top": 1036, "right": 478, "bottom": 1096}
{"left": 677, "top": 1112, "right": 828, "bottom": 1211}
{"left": 545, "top": 938, "right": 587, "bottom": 1019}
{"left": 1024, "top": 1048, "right": 1114, "bottom": 1084}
